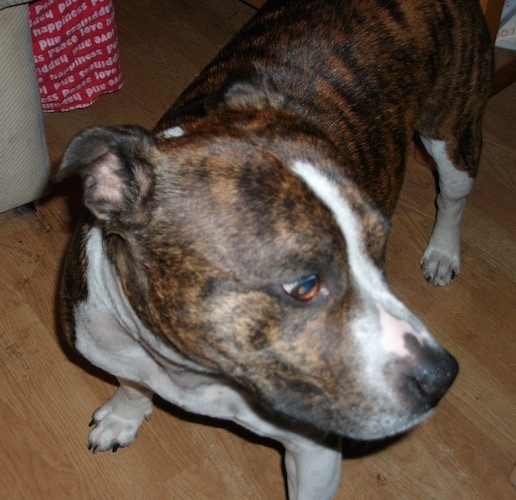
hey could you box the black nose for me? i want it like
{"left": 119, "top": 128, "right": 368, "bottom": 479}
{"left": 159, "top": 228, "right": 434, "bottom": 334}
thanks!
{"left": 404, "top": 334, "right": 459, "bottom": 410}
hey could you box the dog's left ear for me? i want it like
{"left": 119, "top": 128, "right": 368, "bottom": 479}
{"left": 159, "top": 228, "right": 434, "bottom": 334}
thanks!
{"left": 205, "top": 62, "right": 284, "bottom": 112}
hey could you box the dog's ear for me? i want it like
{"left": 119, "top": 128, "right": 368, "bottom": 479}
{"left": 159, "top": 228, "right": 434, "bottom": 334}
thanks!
{"left": 54, "top": 126, "right": 155, "bottom": 223}
{"left": 205, "top": 62, "right": 284, "bottom": 112}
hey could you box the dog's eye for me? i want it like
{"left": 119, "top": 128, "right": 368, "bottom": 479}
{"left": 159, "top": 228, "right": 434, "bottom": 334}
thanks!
{"left": 282, "top": 275, "right": 320, "bottom": 301}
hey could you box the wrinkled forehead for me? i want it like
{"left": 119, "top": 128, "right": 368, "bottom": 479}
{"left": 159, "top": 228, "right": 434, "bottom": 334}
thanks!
{"left": 152, "top": 141, "right": 347, "bottom": 281}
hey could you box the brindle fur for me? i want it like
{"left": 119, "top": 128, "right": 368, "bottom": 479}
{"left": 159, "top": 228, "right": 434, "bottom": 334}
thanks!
{"left": 156, "top": 0, "right": 493, "bottom": 214}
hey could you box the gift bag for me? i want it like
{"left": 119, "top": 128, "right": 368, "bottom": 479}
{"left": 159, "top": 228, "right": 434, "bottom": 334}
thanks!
{"left": 29, "top": 0, "right": 124, "bottom": 112}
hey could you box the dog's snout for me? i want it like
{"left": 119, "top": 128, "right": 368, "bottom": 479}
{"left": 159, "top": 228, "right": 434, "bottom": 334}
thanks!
{"left": 403, "top": 334, "right": 459, "bottom": 410}
{"left": 405, "top": 354, "right": 458, "bottom": 409}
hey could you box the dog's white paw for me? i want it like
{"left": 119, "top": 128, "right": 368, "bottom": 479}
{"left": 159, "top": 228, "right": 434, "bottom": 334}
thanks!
{"left": 420, "top": 245, "right": 460, "bottom": 287}
{"left": 88, "top": 387, "right": 154, "bottom": 453}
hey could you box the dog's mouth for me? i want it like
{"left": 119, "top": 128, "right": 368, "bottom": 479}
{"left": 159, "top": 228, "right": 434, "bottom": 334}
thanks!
{"left": 230, "top": 332, "right": 458, "bottom": 441}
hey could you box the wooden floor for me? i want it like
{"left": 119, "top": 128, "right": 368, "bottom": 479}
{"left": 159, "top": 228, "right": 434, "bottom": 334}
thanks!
{"left": 1, "top": 0, "right": 515, "bottom": 498}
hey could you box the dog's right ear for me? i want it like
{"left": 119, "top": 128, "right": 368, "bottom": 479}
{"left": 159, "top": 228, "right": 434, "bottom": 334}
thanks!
{"left": 54, "top": 125, "right": 155, "bottom": 223}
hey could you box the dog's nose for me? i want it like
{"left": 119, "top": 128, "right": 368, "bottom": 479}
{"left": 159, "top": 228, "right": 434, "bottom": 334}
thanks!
{"left": 403, "top": 334, "right": 459, "bottom": 410}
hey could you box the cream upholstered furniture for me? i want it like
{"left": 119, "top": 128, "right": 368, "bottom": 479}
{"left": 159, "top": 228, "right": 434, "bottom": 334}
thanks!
{"left": 0, "top": 0, "right": 50, "bottom": 213}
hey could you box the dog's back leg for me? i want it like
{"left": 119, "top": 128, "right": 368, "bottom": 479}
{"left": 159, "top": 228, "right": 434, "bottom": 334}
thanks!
{"left": 416, "top": 32, "right": 492, "bottom": 285}
{"left": 418, "top": 133, "right": 477, "bottom": 286}
{"left": 414, "top": 1, "right": 493, "bottom": 286}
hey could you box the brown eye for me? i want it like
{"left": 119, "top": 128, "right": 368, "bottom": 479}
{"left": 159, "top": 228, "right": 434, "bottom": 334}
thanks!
{"left": 282, "top": 275, "right": 320, "bottom": 301}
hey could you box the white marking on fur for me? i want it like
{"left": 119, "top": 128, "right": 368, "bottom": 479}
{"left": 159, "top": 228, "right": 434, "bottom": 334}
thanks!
{"left": 75, "top": 226, "right": 204, "bottom": 375}
{"left": 290, "top": 161, "right": 435, "bottom": 354}
{"left": 291, "top": 162, "right": 415, "bottom": 312}
{"left": 159, "top": 126, "right": 185, "bottom": 139}
{"left": 291, "top": 163, "right": 384, "bottom": 294}
{"left": 420, "top": 138, "right": 473, "bottom": 199}
{"left": 290, "top": 161, "right": 438, "bottom": 408}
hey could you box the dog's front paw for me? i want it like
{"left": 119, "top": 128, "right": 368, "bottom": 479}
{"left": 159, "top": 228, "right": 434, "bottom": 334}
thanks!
{"left": 420, "top": 246, "right": 460, "bottom": 287}
{"left": 88, "top": 386, "right": 154, "bottom": 453}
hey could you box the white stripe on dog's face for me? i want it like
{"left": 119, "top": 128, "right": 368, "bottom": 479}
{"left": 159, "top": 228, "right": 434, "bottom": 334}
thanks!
{"left": 291, "top": 161, "right": 436, "bottom": 364}
{"left": 291, "top": 161, "right": 387, "bottom": 298}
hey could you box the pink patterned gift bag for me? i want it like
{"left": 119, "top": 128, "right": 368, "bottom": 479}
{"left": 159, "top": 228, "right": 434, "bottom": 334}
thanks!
{"left": 29, "top": 0, "right": 124, "bottom": 112}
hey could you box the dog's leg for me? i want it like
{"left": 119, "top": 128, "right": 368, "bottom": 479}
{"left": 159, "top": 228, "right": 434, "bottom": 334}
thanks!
{"left": 419, "top": 137, "right": 475, "bottom": 286}
{"left": 150, "top": 373, "right": 342, "bottom": 499}
{"left": 283, "top": 436, "right": 342, "bottom": 500}
{"left": 115, "top": 362, "right": 342, "bottom": 499}
{"left": 88, "top": 378, "right": 154, "bottom": 452}
{"left": 75, "top": 306, "right": 342, "bottom": 497}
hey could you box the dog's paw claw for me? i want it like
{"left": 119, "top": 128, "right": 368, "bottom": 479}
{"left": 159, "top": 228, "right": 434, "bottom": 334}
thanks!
{"left": 88, "top": 414, "right": 141, "bottom": 453}
{"left": 87, "top": 435, "right": 123, "bottom": 453}
{"left": 87, "top": 391, "right": 153, "bottom": 454}
{"left": 420, "top": 250, "right": 460, "bottom": 287}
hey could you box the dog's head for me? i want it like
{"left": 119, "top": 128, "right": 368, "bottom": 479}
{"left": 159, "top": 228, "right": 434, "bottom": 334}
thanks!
{"left": 56, "top": 66, "right": 457, "bottom": 440}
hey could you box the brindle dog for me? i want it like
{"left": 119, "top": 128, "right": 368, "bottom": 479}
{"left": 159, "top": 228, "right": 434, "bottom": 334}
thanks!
{"left": 55, "top": 1, "right": 492, "bottom": 498}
